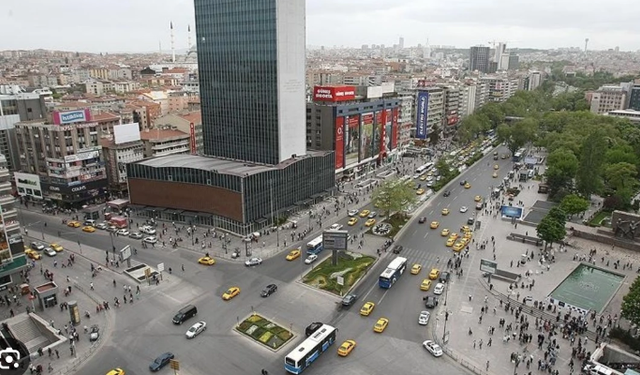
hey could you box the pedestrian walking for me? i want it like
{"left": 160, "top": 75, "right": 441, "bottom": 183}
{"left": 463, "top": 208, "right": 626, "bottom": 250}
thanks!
{"left": 473, "top": 339, "right": 476, "bottom": 349}
{"left": 90, "top": 282, "right": 94, "bottom": 290}
{"left": 486, "top": 361, "right": 490, "bottom": 370}
{"left": 55, "top": 349, "right": 59, "bottom": 359}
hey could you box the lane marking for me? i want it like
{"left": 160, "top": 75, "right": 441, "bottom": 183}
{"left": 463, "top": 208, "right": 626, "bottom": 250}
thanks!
{"left": 424, "top": 233, "right": 429, "bottom": 239}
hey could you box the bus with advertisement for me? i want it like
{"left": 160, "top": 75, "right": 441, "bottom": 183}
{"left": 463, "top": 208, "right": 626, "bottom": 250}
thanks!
{"left": 415, "top": 162, "right": 434, "bottom": 175}
{"left": 306, "top": 236, "right": 323, "bottom": 255}
{"left": 284, "top": 324, "right": 337, "bottom": 374}
{"left": 379, "top": 257, "right": 408, "bottom": 288}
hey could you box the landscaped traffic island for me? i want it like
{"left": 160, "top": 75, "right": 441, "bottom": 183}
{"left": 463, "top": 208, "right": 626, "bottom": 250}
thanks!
{"left": 235, "top": 313, "right": 294, "bottom": 351}
{"left": 302, "top": 252, "right": 375, "bottom": 296}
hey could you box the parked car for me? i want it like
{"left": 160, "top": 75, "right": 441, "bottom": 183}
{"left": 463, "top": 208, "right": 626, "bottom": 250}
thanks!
{"left": 423, "top": 340, "right": 443, "bottom": 357}
{"left": 117, "top": 229, "right": 130, "bottom": 236}
{"left": 95, "top": 223, "right": 108, "bottom": 230}
{"left": 341, "top": 293, "right": 357, "bottom": 307}
{"left": 424, "top": 296, "right": 439, "bottom": 308}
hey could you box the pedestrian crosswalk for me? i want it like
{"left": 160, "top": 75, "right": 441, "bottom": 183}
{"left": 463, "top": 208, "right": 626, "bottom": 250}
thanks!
{"left": 395, "top": 246, "right": 451, "bottom": 270}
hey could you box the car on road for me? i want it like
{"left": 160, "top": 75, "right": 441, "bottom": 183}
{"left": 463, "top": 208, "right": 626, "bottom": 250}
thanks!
{"left": 423, "top": 340, "right": 443, "bottom": 357}
{"left": 360, "top": 302, "right": 375, "bottom": 316}
{"left": 424, "top": 296, "right": 439, "bottom": 308}
{"left": 337, "top": 339, "right": 356, "bottom": 357}
{"left": 261, "top": 284, "right": 278, "bottom": 297}
{"left": 467, "top": 217, "right": 475, "bottom": 225}
{"left": 373, "top": 317, "right": 389, "bottom": 333}
{"left": 474, "top": 195, "right": 482, "bottom": 202}
{"left": 222, "top": 287, "right": 240, "bottom": 301}
{"left": 420, "top": 279, "right": 432, "bottom": 291}
{"left": 365, "top": 218, "right": 376, "bottom": 227}
{"left": 443, "top": 190, "right": 451, "bottom": 197}
{"left": 304, "top": 254, "right": 318, "bottom": 264}
{"left": 494, "top": 164, "right": 499, "bottom": 170}
{"left": 464, "top": 182, "right": 471, "bottom": 189}
{"left": 149, "top": 352, "right": 175, "bottom": 372}
{"left": 441, "top": 208, "right": 449, "bottom": 215}
{"left": 460, "top": 225, "right": 471, "bottom": 233}
{"left": 445, "top": 237, "right": 456, "bottom": 247}
{"left": 244, "top": 257, "right": 263, "bottom": 267}
{"left": 185, "top": 321, "right": 207, "bottom": 339}
{"left": 106, "top": 226, "right": 118, "bottom": 233}
{"left": 476, "top": 202, "right": 483, "bottom": 210}
{"left": 140, "top": 226, "right": 156, "bottom": 235}
{"left": 329, "top": 223, "right": 343, "bottom": 231}
{"left": 429, "top": 268, "right": 440, "bottom": 280}
{"left": 368, "top": 211, "right": 377, "bottom": 218}
{"left": 117, "top": 229, "right": 130, "bottom": 236}
{"left": 449, "top": 232, "right": 459, "bottom": 241}
{"left": 143, "top": 236, "right": 158, "bottom": 244}
{"left": 410, "top": 264, "right": 422, "bottom": 275}
{"left": 439, "top": 271, "right": 451, "bottom": 283}
{"left": 453, "top": 242, "right": 465, "bottom": 252}
{"left": 416, "top": 188, "right": 425, "bottom": 195}
{"left": 106, "top": 369, "right": 125, "bottom": 375}
{"left": 430, "top": 221, "right": 439, "bottom": 229}
{"left": 82, "top": 226, "right": 96, "bottom": 233}
{"left": 433, "top": 283, "right": 445, "bottom": 295}
{"left": 392, "top": 245, "right": 403, "bottom": 254}
{"left": 50, "top": 243, "right": 64, "bottom": 252}
{"left": 418, "top": 217, "right": 427, "bottom": 224}
{"left": 459, "top": 206, "right": 468, "bottom": 213}
{"left": 95, "top": 222, "right": 108, "bottom": 230}
{"left": 286, "top": 249, "right": 301, "bottom": 261}
{"left": 347, "top": 209, "right": 359, "bottom": 217}
{"left": 440, "top": 228, "right": 450, "bottom": 237}
{"left": 493, "top": 171, "right": 498, "bottom": 178}
{"left": 347, "top": 217, "right": 358, "bottom": 226}
{"left": 31, "top": 242, "right": 45, "bottom": 251}
{"left": 341, "top": 293, "right": 357, "bottom": 307}
{"left": 460, "top": 180, "right": 467, "bottom": 186}
{"left": 305, "top": 322, "right": 323, "bottom": 337}
{"left": 25, "top": 249, "right": 41, "bottom": 260}
{"left": 463, "top": 231, "right": 473, "bottom": 240}
{"left": 43, "top": 247, "right": 57, "bottom": 257}
{"left": 198, "top": 256, "right": 215, "bottom": 265}
{"left": 89, "top": 325, "right": 100, "bottom": 342}
{"left": 419, "top": 175, "right": 427, "bottom": 181}
{"left": 418, "top": 311, "right": 430, "bottom": 326}
{"left": 359, "top": 210, "right": 370, "bottom": 218}
{"left": 67, "top": 220, "right": 81, "bottom": 228}
{"left": 129, "top": 232, "right": 143, "bottom": 239}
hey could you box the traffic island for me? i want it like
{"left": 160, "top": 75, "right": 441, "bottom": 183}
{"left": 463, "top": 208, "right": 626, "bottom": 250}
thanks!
{"left": 302, "top": 252, "right": 375, "bottom": 296}
{"left": 235, "top": 313, "right": 294, "bottom": 351}
{"left": 385, "top": 214, "right": 409, "bottom": 238}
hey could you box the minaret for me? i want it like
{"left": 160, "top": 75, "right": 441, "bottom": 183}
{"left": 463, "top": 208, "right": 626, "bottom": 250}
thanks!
{"left": 188, "top": 25, "right": 192, "bottom": 51}
{"left": 170, "top": 21, "right": 175, "bottom": 63}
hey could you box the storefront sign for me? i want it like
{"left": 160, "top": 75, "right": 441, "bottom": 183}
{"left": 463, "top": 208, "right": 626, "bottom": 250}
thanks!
{"left": 15, "top": 172, "right": 43, "bottom": 199}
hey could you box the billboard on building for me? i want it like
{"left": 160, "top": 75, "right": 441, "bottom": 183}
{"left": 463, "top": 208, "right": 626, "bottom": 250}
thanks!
{"left": 391, "top": 108, "right": 399, "bottom": 149}
{"left": 113, "top": 122, "right": 141, "bottom": 144}
{"left": 344, "top": 115, "right": 360, "bottom": 167}
{"left": 417, "top": 80, "right": 433, "bottom": 88}
{"left": 360, "top": 113, "right": 374, "bottom": 160}
{"left": 313, "top": 86, "right": 356, "bottom": 102}
{"left": 14, "top": 172, "right": 42, "bottom": 199}
{"left": 63, "top": 149, "right": 100, "bottom": 163}
{"left": 372, "top": 111, "right": 382, "bottom": 157}
{"left": 53, "top": 108, "right": 92, "bottom": 125}
{"left": 189, "top": 123, "right": 197, "bottom": 154}
{"left": 415, "top": 91, "right": 429, "bottom": 139}
{"left": 335, "top": 117, "right": 345, "bottom": 169}
{"left": 383, "top": 109, "right": 392, "bottom": 156}
{"left": 447, "top": 116, "right": 459, "bottom": 126}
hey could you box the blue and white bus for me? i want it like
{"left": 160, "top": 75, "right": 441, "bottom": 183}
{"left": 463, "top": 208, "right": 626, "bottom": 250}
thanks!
{"left": 378, "top": 256, "right": 408, "bottom": 288}
{"left": 284, "top": 324, "right": 337, "bottom": 374}
{"left": 306, "top": 236, "right": 323, "bottom": 255}
{"left": 512, "top": 149, "right": 524, "bottom": 162}
{"left": 415, "top": 162, "right": 434, "bottom": 175}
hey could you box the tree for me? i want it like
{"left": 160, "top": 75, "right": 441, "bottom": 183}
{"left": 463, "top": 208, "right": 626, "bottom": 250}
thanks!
{"left": 576, "top": 131, "right": 607, "bottom": 198}
{"left": 429, "top": 124, "right": 440, "bottom": 146}
{"left": 536, "top": 214, "right": 566, "bottom": 249}
{"left": 604, "top": 162, "right": 638, "bottom": 192}
{"left": 545, "top": 148, "right": 579, "bottom": 199}
{"left": 496, "top": 118, "right": 538, "bottom": 155}
{"left": 621, "top": 276, "right": 640, "bottom": 327}
{"left": 371, "top": 178, "right": 417, "bottom": 218}
{"left": 560, "top": 194, "right": 590, "bottom": 217}
{"left": 548, "top": 207, "right": 567, "bottom": 225}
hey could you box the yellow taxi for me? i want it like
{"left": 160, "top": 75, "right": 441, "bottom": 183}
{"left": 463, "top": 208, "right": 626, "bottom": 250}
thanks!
{"left": 365, "top": 219, "right": 376, "bottom": 227}
{"left": 198, "top": 256, "right": 215, "bottom": 265}
{"left": 445, "top": 237, "right": 456, "bottom": 247}
{"left": 50, "top": 243, "right": 64, "bottom": 252}
{"left": 25, "top": 249, "right": 41, "bottom": 260}
{"left": 337, "top": 340, "right": 357, "bottom": 357}
{"left": 449, "top": 232, "right": 460, "bottom": 241}
{"left": 474, "top": 195, "right": 482, "bottom": 202}
{"left": 106, "top": 369, "right": 125, "bottom": 375}
{"left": 464, "top": 183, "right": 471, "bottom": 189}
{"left": 460, "top": 225, "right": 471, "bottom": 233}
{"left": 348, "top": 217, "right": 358, "bottom": 226}
{"left": 411, "top": 264, "right": 422, "bottom": 275}
{"left": 430, "top": 221, "right": 440, "bottom": 229}
{"left": 463, "top": 231, "right": 473, "bottom": 240}
{"left": 440, "top": 228, "right": 450, "bottom": 237}
{"left": 493, "top": 172, "right": 498, "bottom": 178}
{"left": 82, "top": 226, "right": 96, "bottom": 233}
{"left": 453, "top": 242, "right": 465, "bottom": 252}
{"left": 420, "top": 279, "right": 432, "bottom": 291}
{"left": 222, "top": 286, "right": 241, "bottom": 300}
{"left": 419, "top": 175, "right": 427, "bottom": 181}
{"left": 360, "top": 302, "right": 375, "bottom": 316}
{"left": 441, "top": 208, "right": 450, "bottom": 215}
{"left": 429, "top": 268, "right": 440, "bottom": 280}
{"left": 373, "top": 317, "right": 389, "bottom": 333}
{"left": 67, "top": 220, "right": 81, "bottom": 228}
{"left": 416, "top": 188, "right": 425, "bottom": 195}
{"left": 494, "top": 164, "right": 499, "bottom": 170}
{"left": 359, "top": 210, "right": 371, "bottom": 218}
{"left": 286, "top": 249, "right": 301, "bottom": 261}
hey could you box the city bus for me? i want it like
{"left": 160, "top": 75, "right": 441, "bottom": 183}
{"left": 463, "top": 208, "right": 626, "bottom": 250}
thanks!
{"left": 512, "top": 148, "right": 525, "bottom": 162}
{"left": 306, "top": 236, "right": 323, "bottom": 255}
{"left": 284, "top": 324, "right": 337, "bottom": 374}
{"left": 415, "top": 162, "right": 434, "bottom": 175}
{"left": 379, "top": 256, "right": 408, "bottom": 288}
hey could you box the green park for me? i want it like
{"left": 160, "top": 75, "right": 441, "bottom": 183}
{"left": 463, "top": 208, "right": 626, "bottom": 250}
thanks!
{"left": 235, "top": 313, "right": 294, "bottom": 351}
{"left": 302, "top": 252, "right": 375, "bottom": 296}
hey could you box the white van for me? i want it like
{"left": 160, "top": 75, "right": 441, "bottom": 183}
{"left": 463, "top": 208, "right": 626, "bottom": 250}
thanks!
{"left": 584, "top": 364, "right": 613, "bottom": 375}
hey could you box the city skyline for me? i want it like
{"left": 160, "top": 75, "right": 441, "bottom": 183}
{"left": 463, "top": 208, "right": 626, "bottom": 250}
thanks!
{"left": 1, "top": 0, "right": 639, "bottom": 53}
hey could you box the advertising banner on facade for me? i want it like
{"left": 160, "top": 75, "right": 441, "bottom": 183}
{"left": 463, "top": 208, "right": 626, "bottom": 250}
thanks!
{"left": 63, "top": 150, "right": 100, "bottom": 163}
{"left": 375, "top": 111, "right": 383, "bottom": 126}
{"left": 383, "top": 109, "right": 392, "bottom": 155}
{"left": 360, "top": 113, "right": 374, "bottom": 160}
{"left": 391, "top": 108, "right": 399, "bottom": 150}
{"left": 53, "top": 108, "right": 92, "bottom": 125}
{"left": 335, "top": 117, "right": 345, "bottom": 169}
{"left": 313, "top": 86, "right": 356, "bottom": 102}
{"left": 15, "top": 172, "right": 43, "bottom": 199}
{"left": 345, "top": 115, "right": 360, "bottom": 167}
{"left": 189, "top": 122, "right": 197, "bottom": 154}
{"left": 415, "top": 91, "right": 429, "bottom": 139}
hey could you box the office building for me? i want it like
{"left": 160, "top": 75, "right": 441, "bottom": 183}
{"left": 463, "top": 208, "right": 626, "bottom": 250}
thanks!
{"left": 628, "top": 84, "right": 640, "bottom": 111}
{"left": 589, "top": 86, "right": 628, "bottom": 114}
{"left": 508, "top": 53, "right": 520, "bottom": 70}
{"left": 126, "top": 0, "right": 334, "bottom": 235}
{"left": 459, "top": 83, "right": 477, "bottom": 118}
{"left": 470, "top": 46, "right": 491, "bottom": 73}
{"left": 0, "top": 154, "right": 27, "bottom": 289}
{"left": 398, "top": 37, "right": 404, "bottom": 50}
{"left": 526, "top": 72, "right": 542, "bottom": 91}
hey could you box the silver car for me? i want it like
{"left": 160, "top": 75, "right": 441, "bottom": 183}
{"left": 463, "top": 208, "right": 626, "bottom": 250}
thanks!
{"left": 418, "top": 311, "right": 430, "bottom": 326}
{"left": 244, "top": 257, "right": 263, "bottom": 267}
{"left": 423, "top": 340, "right": 443, "bottom": 357}
{"left": 434, "top": 283, "right": 445, "bottom": 295}
{"left": 117, "top": 229, "right": 130, "bottom": 236}
{"left": 186, "top": 321, "right": 207, "bottom": 339}
{"left": 43, "top": 247, "right": 57, "bottom": 257}
{"left": 129, "top": 232, "right": 143, "bottom": 239}
{"left": 143, "top": 236, "right": 158, "bottom": 244}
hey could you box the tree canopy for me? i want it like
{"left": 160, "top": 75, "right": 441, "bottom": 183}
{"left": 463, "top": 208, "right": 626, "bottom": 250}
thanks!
{"left": 622, "top": 276, "right": 640, "bottom": 327}
{"left": 371, "top": 178, "right": 417, "bottom": 217}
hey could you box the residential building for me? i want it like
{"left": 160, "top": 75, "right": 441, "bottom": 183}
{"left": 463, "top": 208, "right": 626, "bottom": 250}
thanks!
{"left": 127, "top": 0, "right": 334, "bottom": 235}
{"left": 441, "top": 85, "right": 460, "bottom": 133}
{"left": 414, "top": 86, "right": 444, "bottom": 140}
{"left": 470, "top": 46, "right": 491, "bottom": 73}
{"left": 113, "top": 81, "right": 140, "bottom": 94}
{"left": 153, "top": 112, "right": 203, "bottom": 154}
{"left": 459, "top": 83, "right": 477, "bottom": 118}
{"left": 139, "top": 91, "right": 170, "bottom": 115}
{"left": 139, "top": 128, "right": 190, "bottom": 158}
{"left": 86, "top": 79, "right": 114, "bottom": 95}
{"left": 101, "top": 124, "right": 144, "bottom": 193}
{"left": 167, "top": 92, "right": 191, "bottom": 113}
{"left": 480, "top": 76, "right": 518, "bottom": 103}
{"left": 89, "top": 68, "right": 109, "bottom": 80}
{"left": 607, "top": 109, "right": 640, "bottom": 123}
{"left": 475, "top": 81, "right": 488, "bottom": 109}
{"left": 589, "top": 86, "right": 628, "bottom": 114}
{"left": 0, "top": 154, "right": 27, "bottom": 290}
{"left": 397, "top": 94, "right": 414, "bottom": 151}
{"left": 526, "top": 72, "right": 542, "bottom": 91}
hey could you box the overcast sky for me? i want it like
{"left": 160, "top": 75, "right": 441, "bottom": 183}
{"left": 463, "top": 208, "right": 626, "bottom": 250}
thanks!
{"left": 2, "top": 0, "right": 639, "bottom": 53}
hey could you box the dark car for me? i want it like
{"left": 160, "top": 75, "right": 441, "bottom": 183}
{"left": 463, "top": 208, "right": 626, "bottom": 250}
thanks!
{"left": 341, "top": 293, "right": 357, "bottom": 307}
{"left": 149, "top": 352, "right": 175, "bottom": 372}
{"left": 305, "top": 322, "right": 323, "bottom": 337}
{"left": 459, "top": 180, "right": 466, "bottom": 186}
{"left": 392, "top": 245, "right": 403, "bottom": 254}
{"left": 424, "top": 296, "right": 439, "bottom": 309}
{"left": 467, "top": 217, "right": 475, "bottom": 225}
{"left": 418, "top": 217, "right": 427, "bottom": 224}
{"left": 443, "top": 190, "right": 451, "bottom": 197}
{"left": 439, "top": 271, "right": 451, "bottom": 283}
{"left": 261, "top": 284, "right": 278, "bottom": 297}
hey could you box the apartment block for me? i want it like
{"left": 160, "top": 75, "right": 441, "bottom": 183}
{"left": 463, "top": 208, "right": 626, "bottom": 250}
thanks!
{"left": 139, "top": 128, "right": 190, "bottom": 158}
{"left": 101, "top": 124, "right": 144, "bottom": 193}
{"left": 0, "top": 154, "right": 27, "bottom": 289}
{"left": 589, "top": 86, "right": 628, "bottom": 114}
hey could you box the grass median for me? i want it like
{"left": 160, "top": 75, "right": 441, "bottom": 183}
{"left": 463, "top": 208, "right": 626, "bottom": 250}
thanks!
{"left": 236, "top": 313, "right": 293, "bottom": 351}
{"left": 302, "top": 252, "right": 375, "bottom": 296}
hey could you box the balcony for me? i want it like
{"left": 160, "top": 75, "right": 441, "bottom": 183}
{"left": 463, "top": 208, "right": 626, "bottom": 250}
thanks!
{"left": 0, "top": 219, "right": 20, "bottom": 232}
{"left": 0, "top": 195, "right": 15, "bottom": 207}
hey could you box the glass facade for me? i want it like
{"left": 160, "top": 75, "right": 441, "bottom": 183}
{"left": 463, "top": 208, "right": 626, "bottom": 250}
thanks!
{"left": 194, "top": 0, "right": 280, "bottom": 165}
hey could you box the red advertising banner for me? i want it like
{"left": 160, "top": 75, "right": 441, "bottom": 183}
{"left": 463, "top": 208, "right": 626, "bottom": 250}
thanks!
{"left": 447, "top": 116, "right": 459, "bottom": 126}
{"left": 375, "top": 111, "right": 383, "bottom": 125}
{"left": 362, "top": 113, "right": 374, "bottom": 124}
{"left": 189, "top": 122, "right": 196, "bottom": 154}
{"left": 347, "top": 116, "right": 359, "bottom": 128}
{"left": 313, "top": 85, "right": 356, "bottom": 102}
{"left": 391, "top": 108, "right": 399, "bottom": 149}
{"left": 335, "top": 117, "right": 345, "bottom": 169}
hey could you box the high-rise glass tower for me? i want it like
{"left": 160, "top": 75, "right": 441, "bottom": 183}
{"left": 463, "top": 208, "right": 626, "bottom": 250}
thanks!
{"left": 194, "top": 0, "right": 307, "bottom": 165}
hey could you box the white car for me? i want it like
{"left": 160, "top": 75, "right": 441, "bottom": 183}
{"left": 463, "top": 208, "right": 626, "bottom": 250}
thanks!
{"left": 143, "top": 236, "right": 158, "bottom": 244}
{"left": 43, "top": 248, "right": 57, "bottom": 257}
{"left": 347, "top": 209, "right": 359, "bottom": 217}
{"left": 117, "top": 229, "right": 130, "bottom": 236}
{"left": 185, "top": 321, "right": 207, "bottom": 339}
{"left": 245, "top": 257, "right": 263, "bottom": 267}
{"left": 418, "top": 311, "right": 430, "bottom": 326}
{"left": 434, "top": 283, "right": 445, "bottom": 295}
{"left": 329, "top": 224, "right": 343, "bottom": 231}
{"left": 459, "top": 206, "right": 468, "bottom": 213}
{"left": 140, "top": 226, "right": 156, "bottom": 235}
{"left": 129, "top": 232, "right": 143, "bottom": 239}
{"left": 423, "top": 340, "right": 443, "bottom": 357}
{"left": 304, "top": 254, "right": 318, "bottom": 264}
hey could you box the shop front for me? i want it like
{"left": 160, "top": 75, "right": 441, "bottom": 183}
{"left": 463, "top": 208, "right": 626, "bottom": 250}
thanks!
{"left": 41, "top": 179, "right": 108, "bottom": 208}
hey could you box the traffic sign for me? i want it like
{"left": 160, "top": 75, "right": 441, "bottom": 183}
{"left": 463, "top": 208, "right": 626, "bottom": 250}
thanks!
{"left": 170, "top": 359, "right": 180, "bottom": 370}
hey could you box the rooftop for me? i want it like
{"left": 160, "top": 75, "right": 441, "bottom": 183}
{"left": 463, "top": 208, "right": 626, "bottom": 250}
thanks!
{"left": 179, "top": 112, "right": 202, "bottom": 124}
{"left": 139, "top": 128, "right": 188, "bottom": 141}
